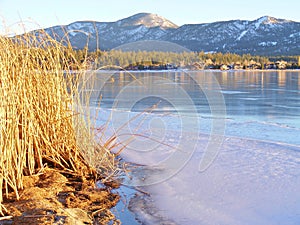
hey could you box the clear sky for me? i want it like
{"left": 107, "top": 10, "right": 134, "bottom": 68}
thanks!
{"left": 1, "top": 0, "right": 299, "bottom": 35}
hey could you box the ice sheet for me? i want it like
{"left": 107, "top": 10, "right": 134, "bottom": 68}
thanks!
{"left": 135, "top": 136, "right": 300, "bottom": 225}
{"left": 83, "top": 70, "right": 300, "bottom": 224}
{"left": 92, "top": 108, "right": 300, "bottom": 225}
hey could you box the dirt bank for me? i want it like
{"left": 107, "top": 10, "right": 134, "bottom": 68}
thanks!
{"left": 0, "top": 168, "right": 120, "bottom": 225}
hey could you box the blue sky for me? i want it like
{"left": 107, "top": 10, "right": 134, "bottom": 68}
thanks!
{"left": 0, "top": 0, "right": 299, "bottom": 34}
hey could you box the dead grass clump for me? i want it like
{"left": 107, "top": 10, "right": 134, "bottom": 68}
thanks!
{"left": 0, "top": 31, "right": 116, "bottom": 216}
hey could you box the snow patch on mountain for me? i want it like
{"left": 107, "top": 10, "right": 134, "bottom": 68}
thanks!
{"left": 290, "top": 32, "right": 300, "bottom": 37}
{"left": 236, "top": 30, "right": 248, "bottom": 41}
{"left": 258, "top": 41, "right": 278, "bottom": 46}
{"left": 233, "top": 21, "right": 246, "bottom": 30}
{"left": 255, "top": 16, "right": 268, "bottom": 29}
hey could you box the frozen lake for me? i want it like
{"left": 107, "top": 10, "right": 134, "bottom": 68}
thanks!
{"left": 83, "top": 70, "right": 300, "bottom": 224}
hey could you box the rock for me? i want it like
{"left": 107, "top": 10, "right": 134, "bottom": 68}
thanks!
{"left": 64, "top": 208, "right": 92, "bottom": 225}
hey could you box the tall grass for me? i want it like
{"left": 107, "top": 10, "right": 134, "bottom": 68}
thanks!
{"left": 0, "top": 31, "right": 115, "bottom": 215}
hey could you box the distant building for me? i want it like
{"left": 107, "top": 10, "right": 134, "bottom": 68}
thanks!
{"left": 275, "top": 60, "right": 287, "bottom": 69}
{"left": 220, "top": 64, "right": 229, "bottom": 70}
{"left": 234, "top": 61, "right": 243, "bottom": 70}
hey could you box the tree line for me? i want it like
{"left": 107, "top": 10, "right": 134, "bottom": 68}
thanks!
{"left": 69, "top": 48, "right": 300, "bottom": 70}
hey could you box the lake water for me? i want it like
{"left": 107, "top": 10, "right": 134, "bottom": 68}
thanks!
{"left": 84, "top": 70, "right": 300, "bottom": 225}
{"left": 87, "top": 70, "right": 300, "bottom": 145}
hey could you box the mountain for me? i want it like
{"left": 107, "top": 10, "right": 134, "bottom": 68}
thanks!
{"left": 165, "top": 16, "right": 300, "bottom": 55}
{"left": 35, "top": 13, "right": 300, "bottom": 55}
{"left": 115, "top": 13, "right": 178, "bottom": 29}
{"left": 39, "top": 13, "right": 177, "bottom": 50}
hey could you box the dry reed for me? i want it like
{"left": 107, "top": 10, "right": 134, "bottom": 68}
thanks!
{"left": 0, "top": 31, "right": 116, "bottom": 215}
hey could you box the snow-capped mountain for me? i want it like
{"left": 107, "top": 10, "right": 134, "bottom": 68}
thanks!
{"left": 37, "top": 13, "right": 300, "bottom": 55}
{"left": 165, "top": 16, "right": 300, "bottom": 55}
{"left": 115, "top": 13, "right": 178, "bottom": 29}
{"left": 40, "top": 13, "right": 177, "bottom": 50}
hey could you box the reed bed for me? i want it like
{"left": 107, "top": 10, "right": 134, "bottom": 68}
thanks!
{"left": 0, "top": 31, "right": 116, "bottom": 215}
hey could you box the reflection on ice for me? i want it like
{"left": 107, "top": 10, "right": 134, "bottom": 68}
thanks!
{"left": 219, "top": 90, "right": 250, "bottom": 94}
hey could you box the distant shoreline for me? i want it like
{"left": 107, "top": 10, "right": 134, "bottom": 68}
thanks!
{"left": 84, "top": 68, "right": 300, "bottom": 73}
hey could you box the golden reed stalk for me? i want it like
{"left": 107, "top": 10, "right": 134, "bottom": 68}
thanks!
{"left": 0, "top": 31, "right": 115, "bottom": 215}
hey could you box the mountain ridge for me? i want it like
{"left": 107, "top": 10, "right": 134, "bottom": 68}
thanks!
{"left": 35, "top": 13, "right": 300, "bottom": 55}
{"left": 115, "top": 13, "right": 179, "bottom": 29}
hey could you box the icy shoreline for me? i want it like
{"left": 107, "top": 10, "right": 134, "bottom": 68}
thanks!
{"left": 93, "top": 108, "right": 300, "bottom": 224}
{"left": 125, "top": 133, "right": 300, "bottom": 225}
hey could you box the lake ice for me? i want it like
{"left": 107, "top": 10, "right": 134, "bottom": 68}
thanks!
{"left": 85, "top": 70, "right": 300, "bottom": 224}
